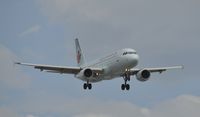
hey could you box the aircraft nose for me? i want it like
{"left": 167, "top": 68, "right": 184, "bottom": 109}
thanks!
{"left": 134, "top": 54, "right": 139, "bottom": 65}
{"left": 129, "top": 54, "right": 139, "bottom": 67}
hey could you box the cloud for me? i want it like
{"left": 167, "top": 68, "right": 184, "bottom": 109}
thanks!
{"left": 150, "top": 95, "right": 200, "bottom": 117}
{"left": 19, "top": 25, "right": 41, "bottom": 37}
{"left": 0, "top": 44, "right": 31, "bottom": 89}
{"left": 73, "top": 113, "right": 112, "bottom": 117}
{"left": 37, "top": 0, "right": 200, "bottom": 60}
{"left": 38, "top": 0, "right": 113, "bottom": 23}
{"left": 0, "top": 107, "right": 19, "bottom": 117}
{"left": 9, "top": 94, "right": 200, "bottom": 117}
{"left": 0, "top": 94, "right": 199, "bottom": 117}
{"left": 0, "top": 107, "right": 37, "bottom": 117}
{"left": 26, "top": 115, "right": 38, "bottom": 117}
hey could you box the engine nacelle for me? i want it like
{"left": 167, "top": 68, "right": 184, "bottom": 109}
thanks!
{"left": 136, "top": 69, "right": 151, "bottom": 82}
{"left": 76, "top": 68, "right": 93, "bottom": 78}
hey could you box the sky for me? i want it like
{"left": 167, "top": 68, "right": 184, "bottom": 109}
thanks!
{"left": 0, "top": 0, "right": 200, "bottom": 117}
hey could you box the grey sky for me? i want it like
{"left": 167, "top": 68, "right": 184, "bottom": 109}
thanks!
{"left": 0, "top": 0, "right": 200, "bottom": 117}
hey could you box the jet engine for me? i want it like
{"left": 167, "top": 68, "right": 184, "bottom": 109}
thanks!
{"left": 76, "top": 68, "right": 93, "bottom": 78}
{"left": 136, "top": 69, "right": 151, "bottom": 82}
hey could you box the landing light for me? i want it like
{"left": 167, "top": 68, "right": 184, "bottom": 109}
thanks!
{"left": 125, "top": 68, "right": 130, "bottom": 72}
{"left": 94, "top": 72, "right": 99, "bottom": 77}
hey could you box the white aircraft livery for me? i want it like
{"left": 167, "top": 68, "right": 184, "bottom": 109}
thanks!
{"left": 16, "top": 38, "right": 183, "bottom": 90}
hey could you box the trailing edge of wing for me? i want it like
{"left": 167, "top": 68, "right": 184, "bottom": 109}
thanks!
{"left": 15, "top": 62, "right": 103, "bottom": 74}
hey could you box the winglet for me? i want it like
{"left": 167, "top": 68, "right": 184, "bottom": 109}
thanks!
{"left": 14, "top": 62, "right": 21, "bottom": 65}
{"left": 173, "top": 65, "right": 184, "bottom": 69}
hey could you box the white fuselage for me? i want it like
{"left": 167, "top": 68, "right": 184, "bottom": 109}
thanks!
{"left": 75, "top": 48, "right": 139, "bottom": 83}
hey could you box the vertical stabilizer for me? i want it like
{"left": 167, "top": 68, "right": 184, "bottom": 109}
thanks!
{"left": 75, "top": 38, "right": 85, "bottom": 67}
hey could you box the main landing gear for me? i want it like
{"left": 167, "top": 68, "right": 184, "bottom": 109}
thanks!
{"left": 83, "top": 81, "right": 92, "bottom": 90}
{"left": 121, "top": 69, "right": 131, "bottom": 90}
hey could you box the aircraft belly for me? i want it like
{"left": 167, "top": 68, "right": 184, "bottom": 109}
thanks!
{"left": 75, "top": 54, "right": 136, "bottom": 83}
{"left": 75, "top": 74, "right": 118, "bottom": 83}
{"left": 75, "top": 75, "right": 103, "bottom": 83}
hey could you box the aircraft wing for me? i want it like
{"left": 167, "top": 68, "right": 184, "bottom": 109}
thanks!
{"left": 15, "top": 62, "right": 103, "bottom": 74}
{"left": 130, "top": 66, "right": 184, "bottom": 75}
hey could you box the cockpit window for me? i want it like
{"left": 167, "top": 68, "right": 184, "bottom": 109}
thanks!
{"left": 123, "top": 51, "right": 136, "bottom": 55}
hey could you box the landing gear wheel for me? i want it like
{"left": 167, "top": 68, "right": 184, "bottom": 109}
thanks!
{"left": 121, "top": 84, "right": 125, "bottom": 90}
{"left": 121, "top": 84, "right": 130, "bottom": 90}
{"left": 83, "top": 83, "right": 87, "bottom": 90}
{"left": 126, "top": 84, "right": 130, "bottom": 90}
{"left": 83, "top": 82, "right": 92, "bottom": 90}
{"left": 88, "top": 83, "right": 92, "bottom": 90}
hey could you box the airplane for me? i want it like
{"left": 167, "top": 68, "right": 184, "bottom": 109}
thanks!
{"left": 15, "top": 38, "right": 183, "bottom": 90}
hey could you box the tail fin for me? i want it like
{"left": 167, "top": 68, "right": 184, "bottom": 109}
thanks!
{"left": 75, "top": 38, "right": 85, "bottom": 67}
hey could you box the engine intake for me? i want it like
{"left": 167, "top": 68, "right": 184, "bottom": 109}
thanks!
{"left": 76, "top": 68, "right": 93, "bottom": 79}
{"left": 84, "top": 68, "right": 93, "bottom": 77}
{"left": 136, "top": 69, "right": 151, "bottom": 82}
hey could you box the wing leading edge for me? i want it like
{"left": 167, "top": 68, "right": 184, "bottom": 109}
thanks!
{"left": 130, "top": 65, "right": 184, "bottom": 75}
{"left": 15, "top": 62, "right": 103, "bottom": 74}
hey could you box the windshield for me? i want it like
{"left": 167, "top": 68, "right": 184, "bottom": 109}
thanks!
{"left": 123, "top": 51, "right": 137, "bottom": 55}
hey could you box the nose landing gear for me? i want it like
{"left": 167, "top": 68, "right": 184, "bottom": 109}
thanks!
{"left": 121, "top": 69, "right": 131, "bottom": 90}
